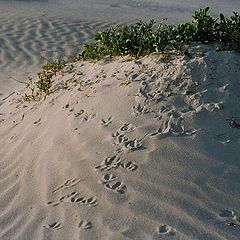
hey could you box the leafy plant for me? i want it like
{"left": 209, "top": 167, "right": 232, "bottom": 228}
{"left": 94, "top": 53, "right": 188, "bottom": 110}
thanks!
{"left": 217, "top": 12, "right": 240, "bottom": 50}
{"left": 74, "top": 7, "right": 240, "bottom": 61}
{"left": 191, "top": 7, "right": 218, "bottom": 43}
{"left": 35, "top": 59, "right": 66, "bottom": 95}
{"left": 41, "top": 60, "right": 66, "bottom": 77}
{"left": 36, "top": 73, "right": 53, "bottom": 95}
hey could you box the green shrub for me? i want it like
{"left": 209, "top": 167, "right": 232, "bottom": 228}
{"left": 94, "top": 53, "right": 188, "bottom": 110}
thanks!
{"left": 36, "top": 73, "right": 53, "bottom": 95}
{"left": 71, "top": 8, "right": 240, "bottom": 61}
{"left": 217, "top": 12, "right": 240, "bottom": 50}
{"left": 35, "top": 60, "right": 66, "bottom": 95}
{"left": 191, "top": 7, "right": 218, "bottom": 43}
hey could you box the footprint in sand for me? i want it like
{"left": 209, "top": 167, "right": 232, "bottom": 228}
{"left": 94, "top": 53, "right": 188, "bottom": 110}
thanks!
{"left": 112, "top": 134, "right": 143, "bottom": 153}
{"left": 95, "top": 155, "right": 123, "bottom": 172}
{"left": 124, "top": 138, "right": 142, "bottom": 151}
{"left": 132, "top": 104, "right": 150, "bottom": 116}
{"left": 122, "top": 161, "right": 138, "bottom": 171}
{"left": 71, "top": 196, "right": 98, "bottom": 207}
{"left": 157, "top": 224, "right": 175, "bottom": 236}
{"left": 219, "top": 209, "right": 239, "bottom": 227}
{"left": 78, "top": 112, "right": 97, "bottom": 123}
{"left": 47, "top": 191, "right": 79, "bottom": 206}
{"left": 74, "top": 110, "right": 85, "bottom": 117}
{"left": 101, "top": 173, "right": 118, "bottom": 183}
{"left": 104, "top": 181, "right": 127, "bottom": 194}
{"left": 113, "top": 134, "right": 130, "bottom": 145}
{"left": 121, "top": 138, "right": 143, "bottom": 152}
{"left": 44, "top": 222, "right": 63, "bottom": 230}
{"left": 33, "top": 118, "right": 41, "bottom": 125}
{"left": 52, "top": 177, "right": 81, "bottom": 193}
{"left": 78, "top": 221, "right": 93, "bottom": 229}
{"left": 119, "top": 123, "right": 136, "bottom": 133}
{"left": 112, "top": 123, "right": 136, "bottom": 137}
{"left": 101, "top": 116, "right": 113, "bottom": 127}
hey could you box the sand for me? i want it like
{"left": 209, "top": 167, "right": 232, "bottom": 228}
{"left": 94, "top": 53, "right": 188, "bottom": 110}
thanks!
{"left": 1, "top": 0, "right": 240, "bottom": 97}
{"left": 0, "top": 44, "right": 240, "bottom": 240}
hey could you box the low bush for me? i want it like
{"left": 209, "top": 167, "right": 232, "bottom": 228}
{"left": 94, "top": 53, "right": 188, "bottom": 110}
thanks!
{"left": 74, "top": 7, "right": 240, "bottom": 61}
{"left": 35, "top": 60, "right": 66, "bottom": 95}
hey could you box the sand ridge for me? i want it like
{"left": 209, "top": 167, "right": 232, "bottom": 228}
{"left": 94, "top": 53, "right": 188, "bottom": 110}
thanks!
{"left": 0, "top": 45, "right": 240, "bottom": 239}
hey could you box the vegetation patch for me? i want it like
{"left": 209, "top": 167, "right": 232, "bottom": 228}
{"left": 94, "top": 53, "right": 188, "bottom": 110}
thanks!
{"left": 36, "top": 60, "right": 66, "bottom": 95}
{"left": 74, "top": 7, "right": 240, "bottom": 61}
{"left": 24, "top": 7, "right": 240, "bottom": 100}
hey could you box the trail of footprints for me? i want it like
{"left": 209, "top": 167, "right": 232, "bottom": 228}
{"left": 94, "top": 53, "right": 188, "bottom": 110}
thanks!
{"left": 111, "top": 123, "right": 143, "bottom": 153}
{"left": 43, "top": 65, "right": 238, "bottom": 237}
{"left": 45, "top": 177, "right": 97, "bottom": 231}
{"left": 94, "top": 123, "right": 140, "bottom": 195}
{"left": 95, "top": 155, "right": 138, "bottom": 194}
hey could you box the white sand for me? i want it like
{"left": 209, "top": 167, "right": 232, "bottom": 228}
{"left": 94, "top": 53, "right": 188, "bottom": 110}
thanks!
{"left": 0, "top": 44, "right": 240, "bottom": 239}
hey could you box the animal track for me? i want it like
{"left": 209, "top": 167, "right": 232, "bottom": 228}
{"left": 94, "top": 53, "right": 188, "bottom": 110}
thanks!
{"left": 119, "top": 123, "right": 136, "bottom": 133}
{"left": 122, "top": 161, "right": 138, "bottom": 171}
{"left": 157, "top": 224, "right": 175, "bottom": 235}
{"left": 33, "top": 118, "right": 41, "bottom": 125}
{"left": 74, "top": 110, "right": 85, "bottom": 117}
{"left": 112, "top": 133, "right": 143, "bottom": 153}
{"left": 113, "top": 134, "right": 130, "bottom": 145}
{"left": 95, "top": 155, "right": 123, "bottom": 172}
{"left": 47, "top": 191, "right": 79, "bottom": 206}
{"left": 62, "top": 64, "right": 75, "bottom": 73}
{"left": 99, "top": 173, "right": 126, "bottom": 194}
{"left": 219, "top": 209, "right": 239, "bottom": 227}
{"left": 95, "top": 155, "right": 138, "bottom": 172}
{"left": 71, "top": 196, "right": 98, "bottom": 207}
{"left": 101, "top": 116, "right": 113, "bottom": 127}
{"left": 52, "top": 178, "right": 81, "bottom": 193}
{"left": 78, "top": 221, "right": 93, "bottom": 229}
{"left": 132, "top": 104, "right": 150, "bottom": 116}
{"left": 44, "top": 222, "right": 63, "bottom": 230}
{"left": 104, "top": 181, "right": 127, "bottom": 194}
{"left": 74, "top": 110, "right": 97, "bottom": 122}
{"left": 101, "top": 173, "right": 117, "bottom": 183}
{"left": 115, "top": 138, "right": 143, "bottom": 153}
{"left": 112, "top": 123, "right": 136, "bottom": 137}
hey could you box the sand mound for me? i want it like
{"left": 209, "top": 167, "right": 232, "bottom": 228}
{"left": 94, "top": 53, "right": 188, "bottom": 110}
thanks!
{"left": 0, "top": 45, "right": 240, "bottom": 239}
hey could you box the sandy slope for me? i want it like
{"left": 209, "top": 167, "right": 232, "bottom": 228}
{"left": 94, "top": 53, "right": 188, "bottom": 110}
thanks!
{"left": 0, "top": 45, "right": 240, "bottom": 240}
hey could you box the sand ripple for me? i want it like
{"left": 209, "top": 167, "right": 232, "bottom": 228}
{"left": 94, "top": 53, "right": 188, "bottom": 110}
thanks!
{"left": 0, "top": 16, "right": 111, "bottom": 94}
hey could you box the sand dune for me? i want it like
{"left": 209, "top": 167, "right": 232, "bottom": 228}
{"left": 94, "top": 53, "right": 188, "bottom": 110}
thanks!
{"left": 0, "top": 44, "right": 240, "bottom": 239}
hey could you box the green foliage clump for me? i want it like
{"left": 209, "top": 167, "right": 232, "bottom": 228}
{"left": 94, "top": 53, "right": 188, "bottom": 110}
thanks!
{"left": 191, "top": 7, "right": 218, "bottom": 42}
{"left": 74, "top": 7, "right": 240, "bottom": 61}
{"left": 217, "top": 12, "right": 240, "bottom": 50}
{"left": 36, "top": 59, "right": 66, "bottom": 95}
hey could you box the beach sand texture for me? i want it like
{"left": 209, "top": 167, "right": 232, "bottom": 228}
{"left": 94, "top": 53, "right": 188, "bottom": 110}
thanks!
{"left": 0, "top": 44, "right": 240, "bottom": 239}
{"left": 0, "top": 0, "right": 240, "bottom": 95}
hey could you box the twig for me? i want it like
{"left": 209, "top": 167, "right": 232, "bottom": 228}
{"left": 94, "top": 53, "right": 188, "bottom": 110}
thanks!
{"left": 9, "top": 75, "right": 27, "bottom": 85}
{"left": 2, "top": 92, "right": 15, "bottom": 101}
